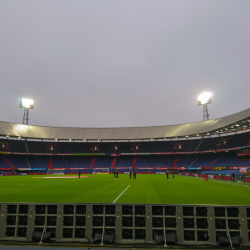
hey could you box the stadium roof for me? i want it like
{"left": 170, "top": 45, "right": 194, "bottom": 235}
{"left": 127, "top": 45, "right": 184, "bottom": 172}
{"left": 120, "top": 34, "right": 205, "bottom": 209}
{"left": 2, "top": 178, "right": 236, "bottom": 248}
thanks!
{"left": 0, "top": 108, "right": 250, "bottom": 140}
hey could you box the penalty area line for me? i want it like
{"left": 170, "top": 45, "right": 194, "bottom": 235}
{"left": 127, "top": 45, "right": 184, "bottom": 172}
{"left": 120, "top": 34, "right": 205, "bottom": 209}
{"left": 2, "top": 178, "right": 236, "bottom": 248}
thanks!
{"left": 113, "top": 185, "right": 130, "bottom": 203}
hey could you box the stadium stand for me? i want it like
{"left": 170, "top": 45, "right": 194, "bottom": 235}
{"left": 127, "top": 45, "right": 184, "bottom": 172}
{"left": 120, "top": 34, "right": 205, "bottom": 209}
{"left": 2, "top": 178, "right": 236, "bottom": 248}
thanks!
{"left": 0, "top": 109, "right": 250, "bottom": 246}
{"left": 0, "top": 153, "right": 249, "bottom": 173}
{"left": 27, "top": 156, "right": 50, "bottom": 169}
{"left": 94, "top": 157, "right": 113, "bottom": 168}
{"left": 0, "top": 108, "right": 249, "bottom": 174}
{"left": 0, "top": 156, "right": 14, "bottom": 169}
{"left": 4, "top": 155, "right": 27, "bottom": 169}
{"left": 59, "top": 156, "right": 93, "bottom": 169}
{"left": 201, "top": 169, "right": 242, "bottom": 175}
{"left": 115, "top": 157, "right": 134, "bottom": 168}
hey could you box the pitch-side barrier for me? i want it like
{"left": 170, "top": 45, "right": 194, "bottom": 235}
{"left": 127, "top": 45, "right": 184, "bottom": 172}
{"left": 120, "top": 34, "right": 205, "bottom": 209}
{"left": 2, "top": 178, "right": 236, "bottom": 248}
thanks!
{"left": 0, "top": 203, "right": 249, "bottom": 247}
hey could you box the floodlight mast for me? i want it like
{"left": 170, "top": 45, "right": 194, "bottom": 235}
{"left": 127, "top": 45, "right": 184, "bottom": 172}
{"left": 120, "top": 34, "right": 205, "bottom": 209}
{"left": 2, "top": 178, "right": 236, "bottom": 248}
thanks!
{"left": 202, "top": 104, "right": 209, "bottom": 121}
{"left": 23, "top": 108, "right": 29, "bottom": 124}
{"left": 198, "top": 92, "right": 212, "bottom": 121}
{"left": 20, "top": 98, "right": 34, "bottom": 125}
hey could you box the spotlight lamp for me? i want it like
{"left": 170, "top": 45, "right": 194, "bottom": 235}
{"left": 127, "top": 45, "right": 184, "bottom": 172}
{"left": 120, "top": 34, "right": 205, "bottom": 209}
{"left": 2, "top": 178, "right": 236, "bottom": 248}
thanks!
{"left": 20, "top": 98, "right": 34, "bottom": 109}
{"left": 198, "top": 92, "right": 212, "bottom": 106}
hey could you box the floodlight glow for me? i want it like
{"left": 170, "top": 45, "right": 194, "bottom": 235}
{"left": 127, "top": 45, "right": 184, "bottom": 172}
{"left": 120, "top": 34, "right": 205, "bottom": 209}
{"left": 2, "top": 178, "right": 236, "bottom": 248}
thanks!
{"left": 20, "top": 98, "right": 34, "bottom": 109}
{"left": 17, "top": 124, "right": 28, "bottom": 131}
{"left": 198, "top": 92, "right": 212, "bottom": 105}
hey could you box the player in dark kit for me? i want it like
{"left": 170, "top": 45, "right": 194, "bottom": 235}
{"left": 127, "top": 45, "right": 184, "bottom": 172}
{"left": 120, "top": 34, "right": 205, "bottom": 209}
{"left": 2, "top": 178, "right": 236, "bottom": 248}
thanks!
{"left": 166, "top": 170, "right": 169, "bottom": 180}
{"left": 78, "top": 170, "right": 81, "bottom": 179}
{"left": 173, "top": 172, "right": 175, "bottom": 179}
{"left": 114, "top": 169, "right": 119, "bottom": 180}
{"left": 129, "top": 170, "right": 132, "bottom": 179}
{"left": 232, "top": 172, "right": 236, "bottom": 182}
{"left": 133, "top": 171, "right": 136, "bottom": 179}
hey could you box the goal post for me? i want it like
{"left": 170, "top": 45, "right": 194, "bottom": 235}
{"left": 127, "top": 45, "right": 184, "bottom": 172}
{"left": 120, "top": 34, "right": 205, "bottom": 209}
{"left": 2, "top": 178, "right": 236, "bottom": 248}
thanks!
{"left": 93, "top": 168, "right": 110, "bottom": 174}
{"left": 47, "top": 169, "right": 65, "bottom": 175}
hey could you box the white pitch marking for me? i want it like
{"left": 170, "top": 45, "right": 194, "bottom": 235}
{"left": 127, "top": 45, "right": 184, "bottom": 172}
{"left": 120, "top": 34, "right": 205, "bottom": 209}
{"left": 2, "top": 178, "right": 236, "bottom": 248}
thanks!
{"left": 113, "top": 185, "right": 130, "bottom": 203}
{"left": 182, "top": 175, "right": 250, "bottom": 188}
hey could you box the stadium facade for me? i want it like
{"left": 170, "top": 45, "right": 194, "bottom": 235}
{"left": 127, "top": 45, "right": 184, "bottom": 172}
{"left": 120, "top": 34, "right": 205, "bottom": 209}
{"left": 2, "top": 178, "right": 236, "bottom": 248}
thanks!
{"left": 0, "top": 108, "right": 250, "bottom": 246}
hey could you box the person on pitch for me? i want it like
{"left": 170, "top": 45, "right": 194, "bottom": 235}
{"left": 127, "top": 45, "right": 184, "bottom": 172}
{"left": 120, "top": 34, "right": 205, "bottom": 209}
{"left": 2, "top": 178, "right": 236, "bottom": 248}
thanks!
{"left": 116, "top": 169, "right": 119, "bottom": 180}
{"left": 166, "top": 170, "right": 169, "bottom": 180}
{"left": 129, "top": 170, "right": 132, "bottom": 179}
{"left": 232, "top": 171, "right": 236, "bottom": 182}
{"left": 78, "top": 170, "right": 81, "bottom": 179}
{"left": 133, "top": 170, "right": 136, "bottom": 179}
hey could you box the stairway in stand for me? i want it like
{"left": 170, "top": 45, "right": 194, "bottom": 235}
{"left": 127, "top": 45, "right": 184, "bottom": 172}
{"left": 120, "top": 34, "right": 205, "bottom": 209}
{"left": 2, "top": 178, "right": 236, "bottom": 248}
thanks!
{"left": 132, "top": 157, "right": 137, "bottom": 168}
{"left": 173, "top": 157, "right": 180, "bottom": 168}
{"left": 25, "top": 142, "right": 29, "bottom": 153}
{"left": 90, "top": 158, "right": 96, "bottom": 168}
{"left": 195, "top": 140, "right": 203, "bottom": 151}
{"left": 2, "top": 156, "right": 16, "bottom": 169}
{"left": 49, "top": 158, "right": 53, "bottom": 169}
{"left": 204, "top": 155, "right": 224, "bottom": 169}
{"left": 111, "top": 158, "right": 117, "bottom": 168}
{"left": 188, "top": 158, "right": 199, "bottom": 168}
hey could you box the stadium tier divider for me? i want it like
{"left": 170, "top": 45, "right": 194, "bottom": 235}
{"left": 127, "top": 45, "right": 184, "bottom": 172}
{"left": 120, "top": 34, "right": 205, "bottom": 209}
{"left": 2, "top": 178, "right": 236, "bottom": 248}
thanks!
{"left": 0, "top": 203, "right": 249, "bottom": 246}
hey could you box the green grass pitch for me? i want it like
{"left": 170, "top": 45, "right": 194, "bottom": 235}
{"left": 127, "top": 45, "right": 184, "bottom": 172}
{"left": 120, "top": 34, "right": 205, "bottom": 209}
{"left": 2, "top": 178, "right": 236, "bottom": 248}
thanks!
{"left": 0, "top": 174, "right": 249, "bottom": 205}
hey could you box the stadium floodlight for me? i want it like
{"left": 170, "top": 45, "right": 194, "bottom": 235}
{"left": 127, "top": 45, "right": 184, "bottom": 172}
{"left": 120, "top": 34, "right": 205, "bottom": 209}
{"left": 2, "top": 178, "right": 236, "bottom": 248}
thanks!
{"left": 198, "top": 92, "right": 212, "bottom": 121}
{"left": 20, "top": 98, "right": 34, "bottom": 109}
{"left": 20, "top": 98, "right": 34, "bottom": 125}
{"left": 198, "top": 92, "right": 212, "bottom": 105}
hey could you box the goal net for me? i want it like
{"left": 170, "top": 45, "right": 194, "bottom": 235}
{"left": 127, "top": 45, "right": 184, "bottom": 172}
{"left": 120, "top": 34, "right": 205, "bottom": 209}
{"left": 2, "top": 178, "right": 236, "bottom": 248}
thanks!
{"left": 93, "top": 168, "right": 110, "bottom": 174}
{"left": 47, "top": 169, "right": 65, "bottom": 175}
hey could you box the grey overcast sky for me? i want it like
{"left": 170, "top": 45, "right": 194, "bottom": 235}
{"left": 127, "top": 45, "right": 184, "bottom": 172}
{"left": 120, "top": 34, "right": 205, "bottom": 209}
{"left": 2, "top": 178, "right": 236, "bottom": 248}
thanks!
{"left": 0, "top": 0, "right": 250, "bottom": 128}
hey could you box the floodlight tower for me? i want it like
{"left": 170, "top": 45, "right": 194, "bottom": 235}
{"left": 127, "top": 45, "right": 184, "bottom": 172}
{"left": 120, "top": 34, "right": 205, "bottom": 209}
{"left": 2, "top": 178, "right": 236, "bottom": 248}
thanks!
{"left": 20, "top": 98, "right": 34, "bottom": 124}
{"left": 198, "top": 92, "right": 212, "bottom": 121}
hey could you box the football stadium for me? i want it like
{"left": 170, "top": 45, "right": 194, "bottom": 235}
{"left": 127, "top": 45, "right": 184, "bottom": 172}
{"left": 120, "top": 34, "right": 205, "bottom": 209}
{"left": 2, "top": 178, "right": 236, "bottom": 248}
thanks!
{"left": 0, "top": 107, "right": 250, "bottom": 247}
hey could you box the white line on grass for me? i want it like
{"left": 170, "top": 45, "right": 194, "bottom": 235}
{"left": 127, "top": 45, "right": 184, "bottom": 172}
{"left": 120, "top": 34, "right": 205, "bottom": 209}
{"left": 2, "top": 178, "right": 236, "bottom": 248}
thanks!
{"left": 182, "top": 175, "right": 250, "bottom": 188}
{"left": 113, "top": 185, "right": 130, "bottom": 203}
